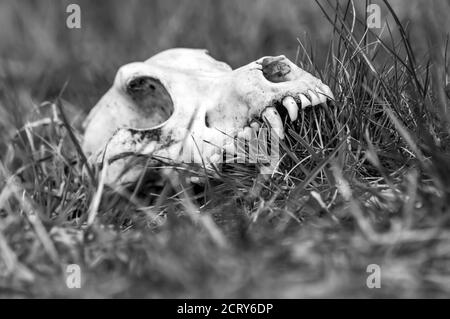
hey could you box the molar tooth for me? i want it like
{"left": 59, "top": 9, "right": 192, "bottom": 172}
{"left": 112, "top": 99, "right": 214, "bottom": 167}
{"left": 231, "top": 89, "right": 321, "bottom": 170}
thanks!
{"left": 315, "top": 88, "right": 328, "bottom": 104}
{"left": 243, "top": 126, "right": 253, "bottom": 139}
{"left": 237, "top": 127, "right": 253, "bottom": 140}
{"left": 299, "top": 94, "right": 312, "bottom": 109}
{"left": 282, "top": 96, "right": 298, "bottom": 121}
{"left": 262, "top": 107, "right": 284, "bottom": 139}
{"left": 250, "top": 121, "right": 260, "bottom": 131}
{"left": 307, "top": 89, "right": 321, "bottom": 106}
{"left": 209, "top": 153, "right": 222, "bottom": 164}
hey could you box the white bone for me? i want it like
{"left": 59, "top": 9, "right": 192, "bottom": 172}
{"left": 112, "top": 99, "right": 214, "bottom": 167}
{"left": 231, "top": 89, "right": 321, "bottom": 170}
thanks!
{"left": 82, "top": 48, "right": 334, "bottom": 183}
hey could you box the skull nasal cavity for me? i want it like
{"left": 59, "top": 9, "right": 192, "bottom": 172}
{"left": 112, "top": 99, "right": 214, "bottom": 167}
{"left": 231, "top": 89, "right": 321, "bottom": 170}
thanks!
{"left": 126, "top": 76, "right": 174, "bottom": 122}
{"left": 262, "top": 57, "right": 291, "bottom": 83}
{"left": 205, "top": 112, "right": 211, "bottom": 128}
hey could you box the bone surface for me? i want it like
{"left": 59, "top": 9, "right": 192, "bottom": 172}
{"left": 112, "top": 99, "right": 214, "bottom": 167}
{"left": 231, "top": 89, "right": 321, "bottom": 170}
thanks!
{"left": 82, "top": 48, "right": 333, "bottom": 184}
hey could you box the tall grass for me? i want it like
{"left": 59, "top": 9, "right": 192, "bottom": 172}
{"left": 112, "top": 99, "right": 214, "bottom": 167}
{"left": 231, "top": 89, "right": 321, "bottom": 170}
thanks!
{"left": 1, "top": 0, "right": 450, "bottom": 298}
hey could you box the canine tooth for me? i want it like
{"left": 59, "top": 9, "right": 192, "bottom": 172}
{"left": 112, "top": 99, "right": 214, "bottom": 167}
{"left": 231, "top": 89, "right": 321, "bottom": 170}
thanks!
{"left": 282, "top": 96, "right": 298, "bottom": 121}
{"left": 307, "top": 90, "right": 321, "bottom": 105}
{"left": 320, "top": 84, "right": 335, "bottom": 101}
{"left": 299, "top": 94, "right": 311, "bottom": 109}
{"left": 262, "top": 107, "right": 284, "bottom": 139}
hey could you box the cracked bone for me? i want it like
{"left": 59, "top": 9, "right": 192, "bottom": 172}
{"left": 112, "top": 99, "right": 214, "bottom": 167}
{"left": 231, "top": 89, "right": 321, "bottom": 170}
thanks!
{"left": 82, "top": 48, "right": 333, "bottom": 184}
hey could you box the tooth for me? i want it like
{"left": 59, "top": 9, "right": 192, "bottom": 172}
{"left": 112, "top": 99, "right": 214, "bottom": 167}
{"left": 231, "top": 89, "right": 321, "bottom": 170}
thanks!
{"left": 223, "top": 141, "right": 237, "bottom": 163}
{"left": 282, "top": 96, "right": 298, "bottom": 121}
{"left": 209, "top": 153, "right": 222, "bottom": 164}
{"left": 307, "top": 90, "right": 321, "bottom": 105}
{"left": 243, "top": 126, "right": 253, "bottom": 139}
{"left": 315, "top": 88, "right": 328, "bottom": 104}
{"left": 237, "top": 127, "right": 253, "bottom": 140}
{"left": 320, "top": 84, "right": 335, "bottom": 101}
{"left": 259, "top": 165, "right": 274, "bottom": 176}
{"left": 250, "top": 122, "right": 260, "bottom": 130}
{"left": 299, "top": 94, "right": 311, "bottom": 109}
{"left": 262, "top": 107, "right": 284, "bottom": 139}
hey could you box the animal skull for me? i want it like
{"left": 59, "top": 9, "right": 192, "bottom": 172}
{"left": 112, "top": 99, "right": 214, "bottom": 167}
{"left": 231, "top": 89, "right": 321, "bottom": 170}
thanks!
{"left": 82, "top": 48, "right": 334, "bottom": 183}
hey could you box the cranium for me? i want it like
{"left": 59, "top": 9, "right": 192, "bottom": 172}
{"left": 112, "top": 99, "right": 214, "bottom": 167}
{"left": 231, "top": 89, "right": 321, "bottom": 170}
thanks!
{"left": 82, "top": 48, "right": 334, "bottom": 183}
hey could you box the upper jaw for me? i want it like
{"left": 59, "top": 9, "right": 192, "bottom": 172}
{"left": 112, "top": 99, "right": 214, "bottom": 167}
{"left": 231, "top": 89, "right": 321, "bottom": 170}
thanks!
{"left": 207, "top": 56, "right": 334, "bottom": 141}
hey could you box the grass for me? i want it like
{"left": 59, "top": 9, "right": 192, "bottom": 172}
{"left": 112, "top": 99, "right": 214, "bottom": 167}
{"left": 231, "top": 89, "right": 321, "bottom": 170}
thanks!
{"left": 1, "top": 0, "right": 450, "bottom": 298}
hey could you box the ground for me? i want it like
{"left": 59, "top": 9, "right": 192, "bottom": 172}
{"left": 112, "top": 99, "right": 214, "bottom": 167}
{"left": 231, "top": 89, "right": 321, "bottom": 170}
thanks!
{"left": 1, "top": 0, "right": 450, "bottom": 298}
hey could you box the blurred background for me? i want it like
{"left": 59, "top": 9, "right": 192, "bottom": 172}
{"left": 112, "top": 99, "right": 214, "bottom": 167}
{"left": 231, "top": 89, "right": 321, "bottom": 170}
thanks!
{"left": 0, "top": 0, "right": 449, "bottom": 121}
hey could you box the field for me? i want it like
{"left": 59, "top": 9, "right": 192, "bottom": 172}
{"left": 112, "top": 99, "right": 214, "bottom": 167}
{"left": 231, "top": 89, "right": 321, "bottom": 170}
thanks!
{"left": 1, "top": 0, "right": 450, "bottom": 298}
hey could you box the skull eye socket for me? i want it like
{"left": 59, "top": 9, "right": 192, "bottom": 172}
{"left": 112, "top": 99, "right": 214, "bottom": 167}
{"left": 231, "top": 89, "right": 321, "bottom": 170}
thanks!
{"left": 126, "top": 76, "right": 158, "bottom": 98}
{"left": 125, "top": 76, "right": 174, "bottom": 125}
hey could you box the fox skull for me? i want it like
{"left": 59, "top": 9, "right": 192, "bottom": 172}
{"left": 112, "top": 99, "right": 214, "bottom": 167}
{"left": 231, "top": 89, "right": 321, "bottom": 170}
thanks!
{"left": 82, "top": 48, "right": 334, "bottom": 183}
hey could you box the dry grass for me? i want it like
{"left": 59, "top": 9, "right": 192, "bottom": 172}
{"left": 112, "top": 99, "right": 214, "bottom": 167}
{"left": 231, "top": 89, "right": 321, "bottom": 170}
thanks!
{"left": 1, "top": 0, "right": 450, "bottom": 298}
